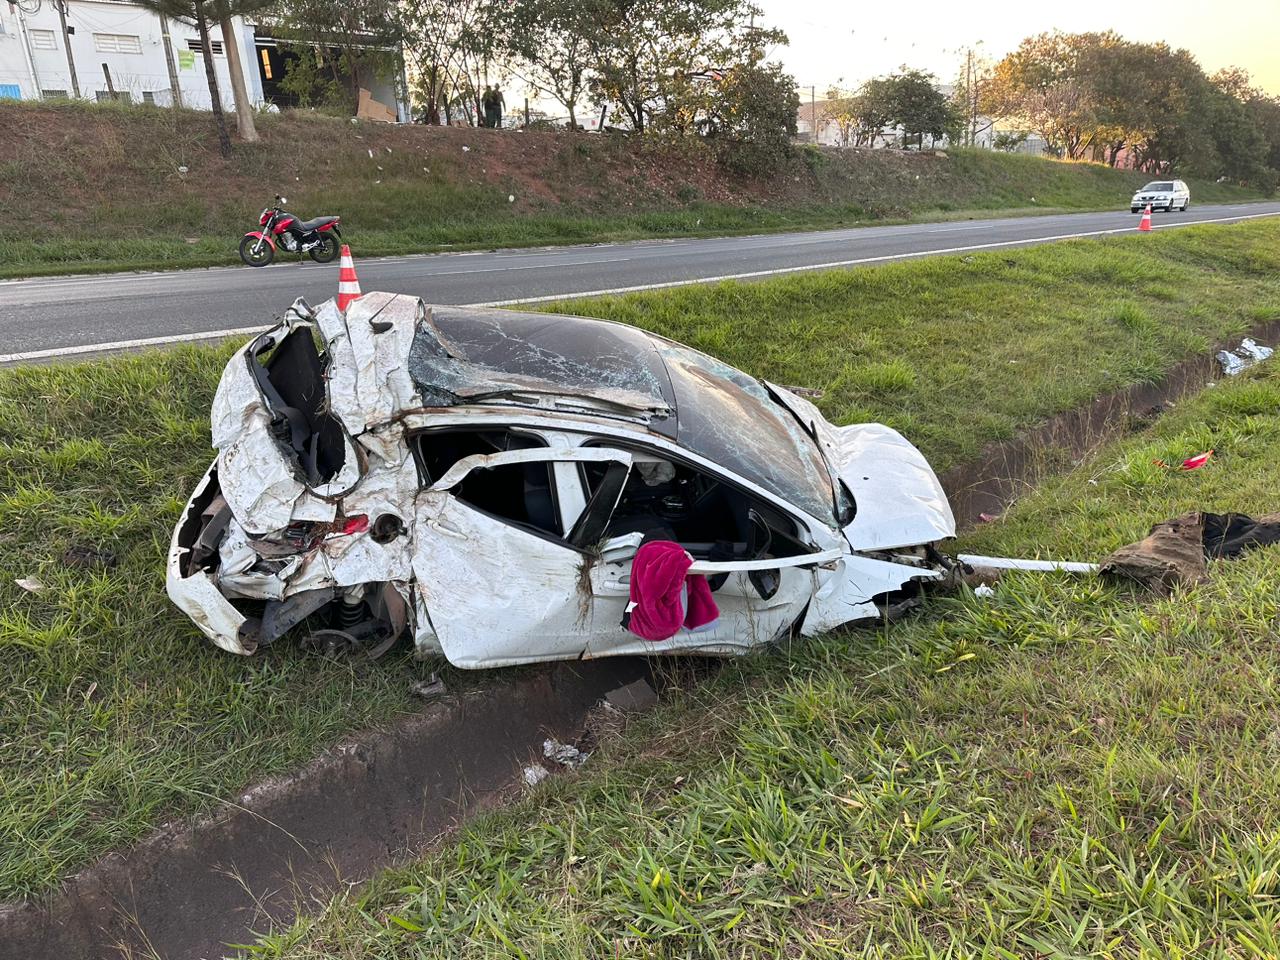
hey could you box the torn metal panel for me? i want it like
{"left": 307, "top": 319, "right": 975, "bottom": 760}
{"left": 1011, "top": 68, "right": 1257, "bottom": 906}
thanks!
{"left": 801, "top": 554, "right": 943, "bottom": 636}
{"left": 829, "top": 422, "right": 955, "bottom": 551}
{"left": 765, "top": 382, "right": 954, "bottom": 550}
{"left": 169, "top": 291, "right": 959, "bottom": 668}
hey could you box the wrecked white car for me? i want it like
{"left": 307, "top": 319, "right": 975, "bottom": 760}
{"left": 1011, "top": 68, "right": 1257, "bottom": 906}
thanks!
{"left": 167, "top": 292, "right": 955, "bottom": 668}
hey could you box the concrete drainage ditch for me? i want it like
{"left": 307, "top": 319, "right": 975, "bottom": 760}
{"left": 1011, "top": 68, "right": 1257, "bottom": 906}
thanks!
{"left": 0, "top": 658, "right": 654, "bottom": 960}
{"left": 1, "top": 318, "right": 1275, "bottom": 960}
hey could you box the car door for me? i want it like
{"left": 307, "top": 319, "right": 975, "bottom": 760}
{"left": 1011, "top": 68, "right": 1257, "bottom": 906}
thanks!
{"left": 582, "top": 537, "right": 844, "bottom": 659}
{"left": 411, "top": 446, "right": 635, "bottom": 668}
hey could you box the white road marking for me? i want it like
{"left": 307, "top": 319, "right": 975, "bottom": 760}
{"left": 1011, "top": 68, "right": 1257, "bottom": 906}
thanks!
{"left": 0, "top": 325, "right": 272, "bottom": 363}
{"left": 470, "top": 210, "right": 1280, "bottom": 306}
{"left": 2, "top": 208, "right": 1277, "bottom": 363}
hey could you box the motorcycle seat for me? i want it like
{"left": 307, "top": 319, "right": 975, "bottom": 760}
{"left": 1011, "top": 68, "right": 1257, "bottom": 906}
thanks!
{"left": 295, "top": 216, "right": 340, "bottom": 232}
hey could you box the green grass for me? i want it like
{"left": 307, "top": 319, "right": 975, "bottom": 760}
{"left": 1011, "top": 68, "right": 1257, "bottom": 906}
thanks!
{"left": 0, "top": 100, "right": 1266, "bottom": 278}
{"left": 535, "top": 219, "right": 1280, "bottom": 470}
{"left": 0, "top": 220, "right": 1277, "bottom": 902}
{"left": 241, "top": 354, "right": 1280, "bottom": 959}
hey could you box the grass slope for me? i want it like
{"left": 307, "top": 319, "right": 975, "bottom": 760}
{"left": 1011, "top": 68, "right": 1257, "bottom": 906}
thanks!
{"left": 248, "top": 354, "right": 1280, "bottom": 959}
{"left": 0, "top": 220, "right": 1277, "bottom": 900}
{"left": 0, "top": 100, "right": 1265, "bottom": 278}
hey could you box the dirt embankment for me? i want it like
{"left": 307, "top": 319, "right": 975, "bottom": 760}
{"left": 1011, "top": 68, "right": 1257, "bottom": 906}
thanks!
{"left": 2, "top": 101, "right": 1258, "bottom": 246}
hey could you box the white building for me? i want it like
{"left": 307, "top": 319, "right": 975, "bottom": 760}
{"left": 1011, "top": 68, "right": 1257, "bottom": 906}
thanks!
{"left": 0, "top": 0, "right": 257, "bottom": 109}
{"left": 0, "top": 0, "right": 405, "bottom": 118}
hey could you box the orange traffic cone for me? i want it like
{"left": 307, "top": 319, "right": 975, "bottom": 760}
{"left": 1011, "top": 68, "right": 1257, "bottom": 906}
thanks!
{"left": 337, "top": 245, "right": 362, "bottom": 311}
{"left": 1138, "top": 204, "right": 1152, "bottom": 232}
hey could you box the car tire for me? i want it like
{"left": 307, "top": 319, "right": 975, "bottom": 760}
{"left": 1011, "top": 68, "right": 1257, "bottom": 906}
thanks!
{"left": 1131, "top": 207, "right": 1139, "bottom": 213}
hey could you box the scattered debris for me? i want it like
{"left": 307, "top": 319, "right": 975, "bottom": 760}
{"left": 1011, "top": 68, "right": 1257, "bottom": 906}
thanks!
{"left": 973, "top": 583, "right": 996, "bottom": 598}
{"left": 1101, "top": 511, "right": 1280, "bottom": 592}
{"left": 1181, "top": 450, "right": 1213, "bottom": 471}
{"left": 957, "top": 554, "right": 1099, "bottom": 574}
{"left": 1217, "top": 338, "right": 1273, "bottom": 376}
{"left": 462, "top": 145, "right": 470, "bottom": 152}
{"left": 977, "top": 512, "right": 1001, "bottom": 524}
{"left": 15, "top": 577, "right": 45, "bottom": 593}
{"left": 605, "top": 678, "right": 659, "bottom": 714}
{"left": 409, "top": 674, "right": 446, "bottom": 700}
{"left": 522, "top": 763, "right": 550, "bottom": 786}
{"left": 177, "top": 165, "right": 188, "bottom": 175}
{"left": 508, "top": 194, "right": 515, "bottom": 203}
{"left": 63, "top": 544, "right": 116, "bottom": 569}
{"left": 1151, "top": 449, "right": 1215, "bottom": 471}
{"left": 543, "top": 738, "right": 589, "bottom": 768}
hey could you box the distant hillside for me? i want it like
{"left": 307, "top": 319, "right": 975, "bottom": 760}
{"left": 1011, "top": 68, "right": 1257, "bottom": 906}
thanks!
{"left": 0, "top": 101, "right": 1266, "bottom": 277}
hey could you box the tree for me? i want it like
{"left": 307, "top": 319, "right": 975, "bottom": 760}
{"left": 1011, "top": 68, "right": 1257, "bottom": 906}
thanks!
{"left": 271, "top": 0, "right": 405, "bottom": 115}
{"left": 135, "top": 0, "right": 234, "bottom": 155}
{"left": 841, "top": 77, "right": 896, "bottom": 147}
{"left": 983, "top": 31, "right": 1120, "bottom": 159}
{"left": 502, "top": 0, "right": 595, "bottom": 128}
{"left": 137, "top": 0, "right": 277, "bottom": 148}
{"left": 697, "top": 59, "right": 798, "bottom": 173}
{"left": 883, "top": 69, "right": 957, "bottom": 148}
{"left": 399, "top": 0, "right": 502, "bottom": 126}
{"left": 584, "top": 0, "right": 778, "bottom": 134}
{"left": 950, "top": 46, "right": 993, "bottom": 147}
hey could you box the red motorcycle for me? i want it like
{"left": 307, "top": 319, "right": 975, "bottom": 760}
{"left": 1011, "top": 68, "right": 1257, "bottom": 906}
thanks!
{"left": 239, "top": 196, "right": 342, "bottom": 267}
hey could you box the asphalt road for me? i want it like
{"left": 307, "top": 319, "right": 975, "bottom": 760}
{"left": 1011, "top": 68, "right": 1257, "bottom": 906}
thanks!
{"left": 4, "top": 201, "right": 1280, "bottom": 362}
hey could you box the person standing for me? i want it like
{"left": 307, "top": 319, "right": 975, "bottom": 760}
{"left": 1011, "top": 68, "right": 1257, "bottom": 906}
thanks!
{"left": 480, "top": 85, "right": 495, "bottom": 127}
{"left": 492, "top": 85, "right": 506, "bottom": 128}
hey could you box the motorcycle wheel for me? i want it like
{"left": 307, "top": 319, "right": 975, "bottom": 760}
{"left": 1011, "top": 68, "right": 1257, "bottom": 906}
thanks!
{"left": 239, "top": 235, "right": 274, "bottom": 267}
{"left": 309, "top": 234, "right": 340, "bottom": 264}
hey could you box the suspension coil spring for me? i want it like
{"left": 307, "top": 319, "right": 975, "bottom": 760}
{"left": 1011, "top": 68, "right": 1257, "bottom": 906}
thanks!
{"left": 338, "top": 596, "right": 365, "bottom": 628}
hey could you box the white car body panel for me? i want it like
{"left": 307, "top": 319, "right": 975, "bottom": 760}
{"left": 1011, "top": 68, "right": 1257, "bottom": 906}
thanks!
{"left": 764, "top": 382, "right": 956, "bottom": 550}
{"left": 168, "top": 294, "right": 959, "bottom": 666}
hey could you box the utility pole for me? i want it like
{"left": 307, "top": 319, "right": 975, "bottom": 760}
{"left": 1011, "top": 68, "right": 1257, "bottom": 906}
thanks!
{"left": 158, "top": 14, "right": 182, "bottom": 107}
{"left": 810, "top": 84, "right": 816, "bottom": 143}
{"left": 54, "top": 0, "right": 80, "bottom": 98}
{"left": 101, "top": 61, "right": 116, "bottom": 100}
{"left": 15, "top": 9, "right": 43, "bottom": 98}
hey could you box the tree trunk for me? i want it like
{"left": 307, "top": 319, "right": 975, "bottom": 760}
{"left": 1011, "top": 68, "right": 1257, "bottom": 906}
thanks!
{"left": 219, "top": 17, "right": 257, "bottom": 142}
{"left": 195, "top": 2, "right": 232, "bottom": 158}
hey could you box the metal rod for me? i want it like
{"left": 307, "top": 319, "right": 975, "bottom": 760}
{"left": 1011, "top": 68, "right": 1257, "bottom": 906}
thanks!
{"left": 956, "top": 554, "right": 1099, "bottom": 574}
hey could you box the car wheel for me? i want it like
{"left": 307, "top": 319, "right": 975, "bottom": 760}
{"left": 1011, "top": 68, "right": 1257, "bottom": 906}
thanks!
{"left": 1131, "top": 207, "right": 1139, "bottom": 213}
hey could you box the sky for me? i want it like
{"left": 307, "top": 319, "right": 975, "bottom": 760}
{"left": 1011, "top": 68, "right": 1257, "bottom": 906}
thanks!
{"left": 756, "top": 0, "right": 1280, "bottom": 97}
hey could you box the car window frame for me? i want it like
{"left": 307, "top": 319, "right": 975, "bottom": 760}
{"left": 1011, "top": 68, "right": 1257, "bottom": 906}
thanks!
{"left": 425, "top": 446, "right": 634, "bottom": 554}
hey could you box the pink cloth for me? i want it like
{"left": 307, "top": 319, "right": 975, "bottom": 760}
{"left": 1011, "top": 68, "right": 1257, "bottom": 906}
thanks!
{"left": 626, "top": 540, "right": 719, "bottom": 642}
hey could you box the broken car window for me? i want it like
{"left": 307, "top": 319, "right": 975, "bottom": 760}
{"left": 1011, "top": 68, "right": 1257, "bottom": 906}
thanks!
{"left": 249, "top": 328, "right": 347, "bottom": 485}
{"left": 580, "top": 442, "right": 816, "bottom": 561}
{"left": 653, "top": 341, "right": 837, "bottom": 526}
{"left": 413, "top": 429, "right": 562, "bottom": 537}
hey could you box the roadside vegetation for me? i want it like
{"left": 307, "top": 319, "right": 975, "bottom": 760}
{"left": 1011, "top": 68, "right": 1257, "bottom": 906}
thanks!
{"left": 0, "top": 220, "right": 1278, "bottom": 901}
{"left": 246, "top": 357, "right": 1280, "bottom": 959}
{"left": 0, "top": 100, "right": 1264, "bottom": 279}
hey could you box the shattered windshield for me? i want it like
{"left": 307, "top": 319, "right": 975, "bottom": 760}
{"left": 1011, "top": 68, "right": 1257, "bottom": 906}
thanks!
{"left": 410, "top": 306, "right": 676, "bottom": 421}
{"left": 407, "top": 305, "right": 837, "bottom": 526}
{"left": 655, "top": 341, "right": 837, "bottom": 526}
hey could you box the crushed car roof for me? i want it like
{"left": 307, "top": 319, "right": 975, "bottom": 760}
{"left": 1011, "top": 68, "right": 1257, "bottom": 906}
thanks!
{"left": 410, "top": 303, "right": 838, "bottom": 525}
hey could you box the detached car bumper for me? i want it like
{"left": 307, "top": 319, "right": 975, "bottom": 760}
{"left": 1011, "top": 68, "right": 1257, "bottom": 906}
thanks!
{"left": 166, "top": 465, "right": 254, "bottom": 655}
